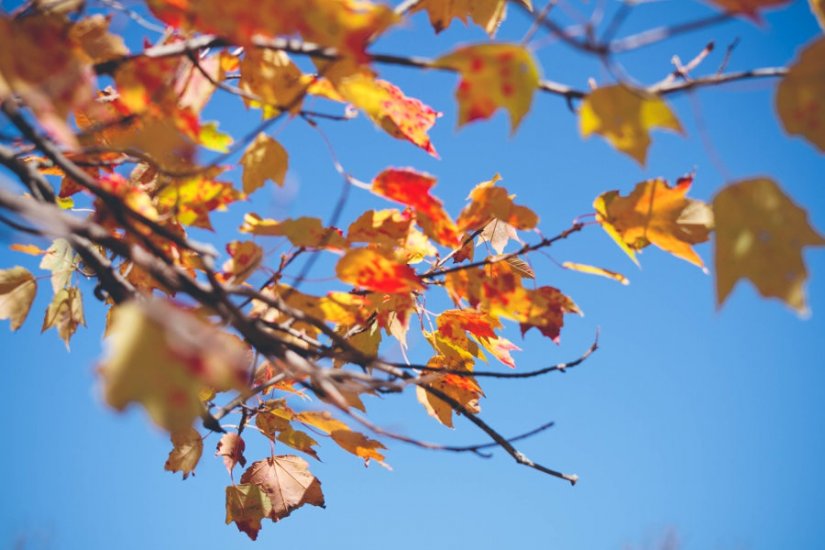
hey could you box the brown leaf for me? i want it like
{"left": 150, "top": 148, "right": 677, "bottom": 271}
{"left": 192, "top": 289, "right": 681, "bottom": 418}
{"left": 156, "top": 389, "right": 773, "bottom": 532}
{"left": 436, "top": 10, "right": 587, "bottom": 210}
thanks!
{"left": 165, "top": 427, "right": 203, "bottom": 479}
{"left": 0, "top": 267, "right": 37, "bottom": 331}
{"left": 240, "top": 456, "right": 325, "bottom": 523}
{"left": 216, "top": 433, "right": 247, "bottom": 475}
{"left": 225, "top": 484, "right": 272, "bottom": 541}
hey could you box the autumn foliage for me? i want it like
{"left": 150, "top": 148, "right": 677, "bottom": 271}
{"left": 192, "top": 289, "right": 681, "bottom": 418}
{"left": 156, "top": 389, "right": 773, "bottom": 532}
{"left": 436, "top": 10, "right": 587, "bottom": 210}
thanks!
{"left": 0, "top": 0, "right": 824, "bottom": 541}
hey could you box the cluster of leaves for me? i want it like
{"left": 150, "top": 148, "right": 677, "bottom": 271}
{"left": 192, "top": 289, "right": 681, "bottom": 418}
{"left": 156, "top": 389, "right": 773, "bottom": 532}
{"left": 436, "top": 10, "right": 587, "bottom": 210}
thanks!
{"left": 0, "top": 0, "right": 823, "bottom": 540}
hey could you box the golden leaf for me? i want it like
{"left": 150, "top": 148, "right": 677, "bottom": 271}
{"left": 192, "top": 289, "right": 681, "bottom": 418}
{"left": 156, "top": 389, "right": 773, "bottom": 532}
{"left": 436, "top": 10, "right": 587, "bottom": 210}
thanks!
{"left": 713, "top": 178, "right": 825, "bottom": 315}
{"left": 594, "top": 175, "right": 713, "bottom": 268}
{"left": 580, "top": 85, "right": 683, "bottom": 165}
{"left": 240, "top": 133, "right": 288, "bottom": 194}
{"left": 776, "top": 36, "right": 825, "bottom": 152}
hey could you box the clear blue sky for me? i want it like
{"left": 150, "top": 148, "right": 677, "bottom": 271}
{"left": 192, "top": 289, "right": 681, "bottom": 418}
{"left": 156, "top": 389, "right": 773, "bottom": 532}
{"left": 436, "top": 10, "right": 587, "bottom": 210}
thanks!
{"left": 2, "top": 1, "right": 824, "bottom": 549}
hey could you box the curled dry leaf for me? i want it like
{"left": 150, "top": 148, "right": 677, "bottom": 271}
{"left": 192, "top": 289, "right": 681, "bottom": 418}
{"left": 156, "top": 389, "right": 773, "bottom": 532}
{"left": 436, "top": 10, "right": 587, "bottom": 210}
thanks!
{"left": 0, "top": 267, "right": 37, "bottom": 331}
{"left": 41, "top": 286, "right": 85, "bottom": 348}
{"left": 165, "top": 427, "right": 203, "bottom": 479}
{"left": 236, "top": 455, "right": 325, "bottom": 537}
{"left": 216, "top": 433, "right": 247, "bottom": 475}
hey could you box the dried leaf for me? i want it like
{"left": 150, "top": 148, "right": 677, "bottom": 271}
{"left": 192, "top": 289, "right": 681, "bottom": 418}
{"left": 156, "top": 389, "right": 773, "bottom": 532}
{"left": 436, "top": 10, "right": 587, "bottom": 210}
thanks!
{"left": 239, "top": 456, "right": 325, "bottom": 524}
{"left": 41, "top": 286, "right": 85, "bottom": 348}
{"left": 225, "top": 484, "right": 272, "bottom": 541}
{"left": 713, "top": 178, "right": 825, "bottom": 314}
{"left": 216, "top": 433, "right": 247, "bottom": 475}
{"left": 579, "top": 85, "right": 683, "bottom": 165}
{"left": 40, "top": 238, "right": 75, "bottom": 292}
{"left": 0, "top": 267, "right": 37, "bottom": 331}
{"left": 165, "top": 427, "right": 203, "bottom": 479}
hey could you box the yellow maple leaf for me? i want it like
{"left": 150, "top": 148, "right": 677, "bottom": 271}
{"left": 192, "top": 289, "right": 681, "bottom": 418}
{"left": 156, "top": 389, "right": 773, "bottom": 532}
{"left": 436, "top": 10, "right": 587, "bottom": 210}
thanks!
{"left": 330, "top": 430, "right": 387, "bottom": 466}
{"left": 336, "top": 248, "right": 424, "bottom": 294}
{"left": 225, "top": 484, "right": 273, "bottom": 541}
{"left": 436, "top": 44, "right": 540, "bottom": 132}
{"left": 457, "top": 173, "right": 538, "bottom": 233}
{"left": 100, "top": 300, "right": 249, "bottom": 433}
{"left": 776, "top": 36, "right": 825, "bottom": 152}
{"left": 240, "top": 132, "right": 288, "bottom": 194}
{"left": 580, "top": 84, "right": 683, "bottom": 165}
{"left": 413, "top": 0, "right": 532, "bottom": 37}
{"left": 713, "top": 178, "right": 825, "bottom": 315}
{"left": 594, "top": 176, "right": 713, "bottom": 268}
{"left": 338, "top": 74, "right": 441, "bottom": 156}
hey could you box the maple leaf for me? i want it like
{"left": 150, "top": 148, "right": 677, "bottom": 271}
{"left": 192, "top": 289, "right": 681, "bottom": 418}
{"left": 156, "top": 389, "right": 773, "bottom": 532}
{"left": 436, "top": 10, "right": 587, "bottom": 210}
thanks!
{"left": 713, "top": 178, "right": 825, "bottom": 315}
{"left": 437, "top": 309, "right": 519, "bottom": 368}
{"left": 372, "top": 168, "right": 460, "bottom": 247}
{"left": 216, "top": 433, "right": 247, "bottom": 475}
{"left": 100, "top": 300, "right": 249, "bottom": 433}
{"left": 436, "top": 44, "right": 540, "bottom": 132}
{"left": 240, "top": 133, "right": 288, "bottom": 194}
{"left": 239, "top": 49, "right": 310, "bottom": 116}
{"left": 276, "top": 427, "right": 321, "bottom": 461}
{"left": 41, "top": 287, "right": 85, "bottom": 348}
{"left": 155, "top": 172, "right": 242, "bottom": 230}
{"left": 240, "top": 214, "right": 346, "bottom": 250}
{"left": 416, "top": 356, "right": 482, "bottom": 428}
{"left": 239, "top": 456, "right": 325, "bottom": 527}
{"left": 40, "top": 239, "right": 76, "bottom": 293}
{"left": 776, "top": 36, "right": 825, "bottom": 152}
{"left": 346, "top": 209, "right": 413, "bottom": 247}
{"left": 594, "top": 175, "right": 714, "bottom": 268}
{"left": 165, "top": 427, "right": 204, "bottom": 480}
{"left": 296, "top": 411, "right": 351, "bottom": 434}
{"left": 336, "top": 248, "right": 424, "bottom": 294}
{"left": 225, "top": 484, "right": 272, "bottom": 541}
{"left": 519, "top": 286, "right": 581, "bottom": 343}
{"left": 146, "top": 0, "right": 397, "bottom": 62}
{"left": 457, "top": 174, "right": 538, "bottom": 233}
{"left": 579, "top": 85, "right": 683, "bottom": 165}
{"left": 0, "top": 267, "right": 37, "bottom": 331}
{"left": 220, "top": 241, "right": 263, "bottom": 285}
{"left": 338, "top": 74, "right": 441, "bottom": 156}
{"left": 255, "top": 399, "right": 295, "bottom": 436}
{"left": 413, "top": 0, "right": 532, "bottom": 37}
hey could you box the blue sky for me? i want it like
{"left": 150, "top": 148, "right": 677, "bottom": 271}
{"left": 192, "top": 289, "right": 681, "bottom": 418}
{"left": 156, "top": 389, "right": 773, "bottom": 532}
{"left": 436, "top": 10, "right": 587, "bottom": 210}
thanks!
{"left": 2, "top": 1, "right": 825, "bottom": 549}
